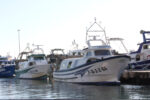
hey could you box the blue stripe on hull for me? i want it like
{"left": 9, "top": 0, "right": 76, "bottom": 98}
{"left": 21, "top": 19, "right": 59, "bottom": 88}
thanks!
{"left": 130, "top": 60, "right": 150, "bottom": 65}
{"left": 0, "top": 65, "right": 15, "bottom": 77}
{"left": 129, "top": 60, "right": 150, "bottom": 69}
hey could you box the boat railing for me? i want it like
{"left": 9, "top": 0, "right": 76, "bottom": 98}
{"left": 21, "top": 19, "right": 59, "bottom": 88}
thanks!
{"left": 140, "top": 30, "right": 150, "bottom": 43}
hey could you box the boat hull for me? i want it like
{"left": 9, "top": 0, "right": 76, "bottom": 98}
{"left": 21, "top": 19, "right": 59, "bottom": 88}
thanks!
{"left": 16, "top": 64, "right": 50, "bottom": 80}
{"left": 129, "top": 60, "right": 150, "bottom": 69}
{"left": 0, "top": 65, "right": 15, "bottom": 77}
{"left": 53, "top": 56, "right": 130, "bottom": 85}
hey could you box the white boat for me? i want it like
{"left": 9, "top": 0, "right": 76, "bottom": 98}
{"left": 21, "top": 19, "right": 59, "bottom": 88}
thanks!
{"left": 129, "top": 30, "right": 150, "bottom": 69}
{"left": 53, "top": 19, "right": 130, "bottom": 85}
{"left": 15, "top": 45, "right": 50, "bottom": 79}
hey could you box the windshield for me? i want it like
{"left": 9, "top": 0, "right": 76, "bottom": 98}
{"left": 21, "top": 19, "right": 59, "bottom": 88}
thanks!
{"left": 34, "top": 57, "right": 44, "bottom": 60}
{"left": 0, "top": 58, "right": 7, "bottom": 60}
{"left": 94, "top": 50, "right": 110, "bottom": 56}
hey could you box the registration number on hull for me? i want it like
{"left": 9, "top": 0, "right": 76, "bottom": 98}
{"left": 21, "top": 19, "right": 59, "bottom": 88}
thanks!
{"left": 88, "top": 66, "right": 107, "bottom": 74}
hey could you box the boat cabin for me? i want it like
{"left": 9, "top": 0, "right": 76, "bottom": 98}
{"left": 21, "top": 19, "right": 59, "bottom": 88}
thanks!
{"left": 27, "top": 54, "right": 48, "bottom": 66}
{"left": 59, "top": 45, "right": 112, "bottom": 70}
{"left": 83, "top": 46, "right": 112, "bottom": 58}
{"left": 28, "top": 54, "right": 46, "bottom": 61}
{"left": 17, "top": 45, "right": 48, "bottom": 69}
{"left": 0, "top": 57, "right": 15, "bottom": 67}
{"left": 130, "top": 30, "right": 150, "bottom": 62}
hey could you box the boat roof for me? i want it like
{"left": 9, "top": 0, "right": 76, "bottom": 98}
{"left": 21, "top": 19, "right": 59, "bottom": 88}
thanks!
{"left": 84, "top": 45, "right": 111, "bottom": 51}
{"left": 130, "top": 41, "right": 150, "bottom": 54}
{"left": 28, "top": 54, "right": 45, "bottom": 58}
{"left": 130, "top": 30, "right": 150, "bottom": 54}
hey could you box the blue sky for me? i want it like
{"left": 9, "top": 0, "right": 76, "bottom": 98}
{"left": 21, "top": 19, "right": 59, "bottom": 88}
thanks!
{"left": 0, "top": 0, "right": 150, "bottom": 57}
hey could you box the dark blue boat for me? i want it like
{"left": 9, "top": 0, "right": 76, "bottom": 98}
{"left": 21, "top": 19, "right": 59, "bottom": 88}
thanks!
{"left": 0, "top": 57, "right": 15, "bottom": 77}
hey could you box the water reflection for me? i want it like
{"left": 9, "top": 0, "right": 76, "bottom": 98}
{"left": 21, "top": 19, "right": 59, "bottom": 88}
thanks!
{"left": 53, "top": 82, "right": 121, "bottom": 99}
{"left": 0, "top": 78, "right": 150, "bottom": 99}
{"left": 120, "top": 85, "right": 150, "bottom": 100}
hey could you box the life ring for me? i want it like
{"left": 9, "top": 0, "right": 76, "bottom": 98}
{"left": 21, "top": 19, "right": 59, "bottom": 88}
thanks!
{"left": 147, "top": 55, "right": 150, "bottom": 60}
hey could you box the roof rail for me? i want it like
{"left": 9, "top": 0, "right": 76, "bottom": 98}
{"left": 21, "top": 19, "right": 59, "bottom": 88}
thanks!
{"left": 140, "top": 30, "right": 150, "bottom": 42}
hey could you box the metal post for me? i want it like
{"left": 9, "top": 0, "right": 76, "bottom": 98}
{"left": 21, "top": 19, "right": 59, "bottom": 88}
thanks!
{"left": 17, "top": 29, "right": 21, "bottom": 54}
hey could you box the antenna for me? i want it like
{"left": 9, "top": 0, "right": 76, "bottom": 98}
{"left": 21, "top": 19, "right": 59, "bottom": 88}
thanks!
{"left": 32, "top": 44, "right": 44, "bottom": 54}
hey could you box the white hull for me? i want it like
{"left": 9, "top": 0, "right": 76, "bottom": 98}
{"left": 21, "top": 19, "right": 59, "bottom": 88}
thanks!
{"left": 16, "top": 64, "right": 50, "bottom": 79}
{"left": 53, "top": 56, "right": 130, "bottom": 84}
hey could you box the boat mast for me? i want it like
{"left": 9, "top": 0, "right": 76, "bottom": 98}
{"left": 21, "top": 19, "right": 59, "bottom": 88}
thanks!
{"left": 17, "top": 29, "right": 21, "bottom": 54}
{"left": 86, "top": 18, "right": 108, "bottom": 45}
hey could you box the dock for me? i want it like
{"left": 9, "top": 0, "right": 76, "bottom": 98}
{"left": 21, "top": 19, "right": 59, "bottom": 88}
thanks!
{"left": 120, "top": 70, "right": 150, "bottom": 85}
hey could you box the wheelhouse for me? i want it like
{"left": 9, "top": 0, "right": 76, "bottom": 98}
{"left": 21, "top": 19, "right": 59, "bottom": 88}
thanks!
{"left": 84, "top": 45, "right": 112, "bottom": 57}
{"left": 28, "top": 54, "right": 46, "bottom": 61}
{"left": 0, "top": 57, "right": 15, "bottom": 66}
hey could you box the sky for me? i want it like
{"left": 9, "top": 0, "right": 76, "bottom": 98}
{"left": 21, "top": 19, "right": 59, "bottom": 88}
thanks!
{"left": 0, "top": 0, "right": 150, "bottom": 57}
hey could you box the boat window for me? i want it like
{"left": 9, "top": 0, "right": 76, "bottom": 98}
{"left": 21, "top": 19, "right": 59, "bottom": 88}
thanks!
{"left": 94, "top": 50, "right": 110, "bottom": 56}
{"left": 86, "top": 51, "right": 92, "bottom": 57}
{"left": 72, "top": 52, "right": 76, "bottom": 56}
{"left": 143, "top": 45, "right": 150, "bottom": 49}
{"left": 8, "top": 62, "right": 11, "bottom": 64}
{"left": 136, "top": 55, "right": 140, "bottom": 61}
{"left": 34, "top": 57, "right": 44, "bottom": 60}
{"left": 67, "top": 61, "right": 72, "bottom": 68}
{"left": 29, "top": 62, "right": 35, "bottom": 66}
{"left": 143, "top": 45, "right": 148, "bottom": 49}
{"left": 0, "top": 58, "right": 7, "bottom": 60}
{"left": 73, "top": 60, "right": 78, "bottom": 67}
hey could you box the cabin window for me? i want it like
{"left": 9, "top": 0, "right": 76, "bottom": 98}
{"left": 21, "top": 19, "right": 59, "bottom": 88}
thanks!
{"left": 78, "top": 52, "right": 81, "bottom": 55}
{"left": 8, "top": 62, "right": 11, "bottom": 64}
{"left": 136, "top": 55, "right": 140, "bottom": 61}
{"left": 86, "top": 52, "right": 92, "bottom": 57}
{"left": 72, "top": 52, "right": 76, "bottom": 56}
{"left": 34, "top": 57, "right": 44, "bottom": 60}
{"left": 143, "top": 45, "right": 150, "bottom": 49}
{"left": 94, "top": 50, "right": 110, "bottom": 56}
{"left": 67, "top": 62, "right": 72, "bottom": 68}
{"left": 60, "top": 61, "right": 67, "bottom": 69}
{"left": 143, "top": 45, "right": 148, "bottom": 49}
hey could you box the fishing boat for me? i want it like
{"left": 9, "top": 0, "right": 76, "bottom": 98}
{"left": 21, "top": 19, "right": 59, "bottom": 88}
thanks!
{"left": 53, "top": 19, "right": 130, "bottom": 85}
{"left": 0, "top": 56, "right": 15, "bottom": 77}
{"left": 15, "top": 45, "right": 50, "bottom": 79}
{"left": 129, "top": 30, "right": 150, "bottom": 69}
{"left": 67, "top": 40, "right": 84, "bottom": 58}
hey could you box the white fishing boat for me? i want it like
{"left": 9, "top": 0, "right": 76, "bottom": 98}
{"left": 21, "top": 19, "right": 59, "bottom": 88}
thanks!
{"left": 129, "top": 30, "right": 150, "bottom": 69}
{"left": 53, "top": 19, "right": 130, "bottom": 85}
{"left": 15, "top": 45, "right": 50, "bottom": 79}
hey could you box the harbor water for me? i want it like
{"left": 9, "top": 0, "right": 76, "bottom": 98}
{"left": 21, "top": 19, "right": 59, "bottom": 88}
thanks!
{"left": 0, "top": 78, "right": 150, "bottom": 99}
